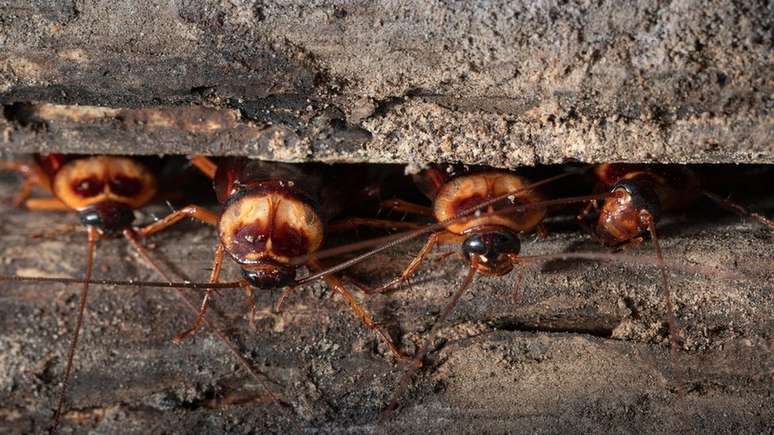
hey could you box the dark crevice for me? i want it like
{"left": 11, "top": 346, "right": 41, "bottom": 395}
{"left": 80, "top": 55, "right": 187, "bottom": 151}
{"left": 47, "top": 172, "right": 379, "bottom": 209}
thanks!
{"left": 3, "top": 102, "right": 45, "bottom": 129}
{"left": 488, "top": 317, "right": 616, "bottom": 339}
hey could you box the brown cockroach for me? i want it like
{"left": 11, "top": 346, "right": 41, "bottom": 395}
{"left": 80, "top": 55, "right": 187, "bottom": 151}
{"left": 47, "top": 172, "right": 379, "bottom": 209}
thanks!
{"left": 291, "top": 163, "right": 767, "bottom": 418}
{"left": 1, "top": 168, "right": 759, "bottom": 429}
{"left": 577, "top": 163, "right": 774, "bottom": 393}
{"left": 135, "top": 156, "right": 421, "bottom": 359}
{"left": 0, "top": 154, "right": 288, "bottom": 433}
{"left": 288, "top": 164, "right": 617, "bottom": 414}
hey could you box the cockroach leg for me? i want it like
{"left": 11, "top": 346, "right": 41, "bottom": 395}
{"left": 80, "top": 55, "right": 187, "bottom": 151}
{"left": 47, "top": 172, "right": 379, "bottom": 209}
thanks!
{"left": 536, "top": 223, "right": 549, "bottom": 239}
{"left": 24, "top": 197, "right": 70, "bottom": 211}
{"left": 190, "top": 155, "right": 218, "bottom": 180}
{"left": 576, "top": 198, "right": 599, "bottom": 222}
{"left": 361, "top": 231, "right": 464, "bottom": 295}
{"left": 702, "top": 189, "right": 774, "bottom": 230}
{"left": 135, "top": 205, "right": 218, "bottom": 238}
{"left": 122, "top": 229, "right": 291, "bottom": 416}
{"left": 309, "top": 259, "right": 413, "bottom": 362}
{"left": 327, "top": 217, "right": 423, "bottom": 233}
{"left": 0, "top": 160, "right": 53, "bottom": 203}
{"left": 273, "top": 286, "right": 295, "bottom": 314}
{"left": 379, "top": 198, "right": 434, "bottom": 217}
{"left": 173, "top": 243, "right": 225, "bottom": 343}
{"left": 511, "top": 269, "right": 525, "bottom": 304}
{"left": 382, "top": 265, "right": 478, "bottom": 419}
{"left": 242, "top": 281, "right": 259, "bottom": 328}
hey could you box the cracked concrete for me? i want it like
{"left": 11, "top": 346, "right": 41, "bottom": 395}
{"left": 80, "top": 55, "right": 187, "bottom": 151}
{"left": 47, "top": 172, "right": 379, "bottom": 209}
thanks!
{"left": 0, "top": 1, "right": 771, "bottom": 165}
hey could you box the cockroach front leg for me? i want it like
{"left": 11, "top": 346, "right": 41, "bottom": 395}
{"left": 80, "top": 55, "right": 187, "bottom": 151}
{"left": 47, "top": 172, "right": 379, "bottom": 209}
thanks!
{"left": 173, "top": 243, "right": 225, "bottom": 343}
{"left": 379, "top": 198, "right": 434, "bottom": 217}
{"left": 310, "top": 259, "right": 413, "bottom": 363}
{"left": 327, "top": 217, "right": 423, "bottom": 233}
{"left": 190, "top": 155, "right": 218, "bottom": 180}
{"left": 0, "top": 160, "right": 53, "bottom": 207}
{"left": 135, "top": 205, "right": 218, "bottom": 238}
{"left": 354, "top": 231, "right": 464, "bottom": 295}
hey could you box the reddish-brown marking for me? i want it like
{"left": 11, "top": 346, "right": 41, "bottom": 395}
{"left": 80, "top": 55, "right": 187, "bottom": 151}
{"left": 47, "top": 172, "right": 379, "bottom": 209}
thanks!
{"left": 230, "top": 223, "right": 270, "bottom": 261}
{"left": 108, "top": 175, "right": 144, "bottom": 197}
{"left": 271, "top": 223, "right": 310, "bottom": 258}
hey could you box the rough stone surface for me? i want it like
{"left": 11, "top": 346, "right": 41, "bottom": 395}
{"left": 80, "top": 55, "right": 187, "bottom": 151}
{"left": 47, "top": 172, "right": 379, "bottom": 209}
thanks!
{"left": 0, "top": 174, "right": 772, "bottom": 434}
{"left": 0, "top": 1, "right": 772, "bottom": 165}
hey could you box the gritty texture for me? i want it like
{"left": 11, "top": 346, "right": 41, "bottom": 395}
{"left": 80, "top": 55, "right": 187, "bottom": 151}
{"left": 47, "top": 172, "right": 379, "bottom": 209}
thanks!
{"left": 0, "top": 1, "right": 772, "bottom": 165}
{"left": 0, "top": 175, "right": 772, "bottom": 434}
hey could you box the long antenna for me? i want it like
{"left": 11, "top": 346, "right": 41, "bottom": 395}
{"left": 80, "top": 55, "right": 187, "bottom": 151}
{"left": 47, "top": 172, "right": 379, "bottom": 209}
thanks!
{"left": 121, "top": 230, "right": 298, "bottom": 424}
{"left": 381, "top": 266, "right": 478, "bottom": 420}
{"left": 295, "top": 192, "right": 610, "bottom": 285}
{"left": 0, "top": 274, "right": 244, "bottom": 289}
{"left": 645, "top": 215, "right": 686, "bottom": 399}
{"left": 50, "top": 226, "right": 99, "bottom": 434}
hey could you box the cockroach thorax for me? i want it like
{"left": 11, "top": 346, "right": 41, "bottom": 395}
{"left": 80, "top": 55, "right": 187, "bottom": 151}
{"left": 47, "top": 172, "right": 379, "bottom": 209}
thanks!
{"left": 218, "top": 189, "right": 324, "bottom": 266}
{"left": 52, "top": 156, "right": 157, "bottom": 211}
{"left": 434, "top": 172, "right": 547, "bottom": 235}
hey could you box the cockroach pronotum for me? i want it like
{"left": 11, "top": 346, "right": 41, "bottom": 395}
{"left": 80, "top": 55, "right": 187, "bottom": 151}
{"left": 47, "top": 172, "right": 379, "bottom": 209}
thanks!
{"left": 0, "top": 155, "right": 288, "bottom": 433}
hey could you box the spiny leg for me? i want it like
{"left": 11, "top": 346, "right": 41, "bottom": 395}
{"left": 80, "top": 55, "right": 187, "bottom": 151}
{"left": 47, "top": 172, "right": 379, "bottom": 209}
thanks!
{"left": 273, "top": 286, "right": 296, "bottom": 314}
{"left": 190, "top": 155, "right": 218, "bottom": 180}
{"left": 379, "top": 199, "right": 434, "bottom": 217}
{"left": 702, "top": 190, "right": 774, "bottom": 230}
{"left": 51, "top": 226, "right": 99, "bottom": 434}
{"left": 135, "top": 205, "right": 218, "bottom": 238}
{"left": 122, "top": 230, "right": 296, "bottom": 421}
{"left": 327, "top": 217, "right": 423, "bottom": 233}
{"left": 242, "top": 281, "right": 259, "bottom": 328}
{"left": 358, "top": 231, "right": 464, "bottom": 295}
{"left": 24, "top": 197, "right": 70, "bottom": 211}
{"left": 173, "top": 243, "right": 225, "bottom": 343}
{"left": 0, "top": 160, "right": 53, "bottom": 205}
{"left": 309, "top": 259, "right": 412, "bottom": 362}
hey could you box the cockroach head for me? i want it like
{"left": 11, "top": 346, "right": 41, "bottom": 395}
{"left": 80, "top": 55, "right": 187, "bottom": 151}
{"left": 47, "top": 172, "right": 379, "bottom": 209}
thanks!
{"left": 79, "top": 201, "right": 135, "bottom": 234}
{"left": 610, "top": 179, "right": 662, "bottom": 222}
{"left": 462, "top": 226, "right": 520, "bottom": 275}
{"left": 240, "top": 260, "right": 296, "bottom": 289}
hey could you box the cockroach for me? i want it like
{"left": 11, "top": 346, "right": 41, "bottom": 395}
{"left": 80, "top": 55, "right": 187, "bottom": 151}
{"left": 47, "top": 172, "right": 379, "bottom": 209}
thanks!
{"left": 136, "top": 156, "right": 421, "bottom": 359}
{"left": 290, "top": 163, "right": 765, "bottom": 418}
{"left": 287, "top": 164, "right": 617, "bottom": 413}
{"left": 0, "top": 173, "right": 759, "bottom": 430}
{"left": 0, "top": 155, "right": 286, "bottom": 433}
{"left": 577, "top": 163, "right": 774, "bottom": 394}
{"left": 580, "top": 163, "right": 774, "bottom": 247}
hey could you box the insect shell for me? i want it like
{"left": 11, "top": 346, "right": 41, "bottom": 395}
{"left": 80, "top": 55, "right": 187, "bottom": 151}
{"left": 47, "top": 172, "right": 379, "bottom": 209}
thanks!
{"left": 415, "top": 165, "right": 547, "bottom": 276}
{"left": 213, "top": 159, "right": 326, "bottom": 289}
{"left": 37, "top": 154, "right": 158, "bottom": 233}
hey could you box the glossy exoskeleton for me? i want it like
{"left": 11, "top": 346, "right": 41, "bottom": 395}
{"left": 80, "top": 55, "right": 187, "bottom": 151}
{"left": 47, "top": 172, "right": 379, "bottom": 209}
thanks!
{"left": 0, "top": 154, "right": 276, "bottom": 433}
{"left": 139, "top": 156, "right": 418, "bottom": 361}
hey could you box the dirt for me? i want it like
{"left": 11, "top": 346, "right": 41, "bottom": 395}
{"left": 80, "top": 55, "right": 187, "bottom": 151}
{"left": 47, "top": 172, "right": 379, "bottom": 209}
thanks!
{"left": 0, "top": 176, "right": 772, "bottom": 434}
{"left": 0, "top": 1, "right": 771, "bottom": 165}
